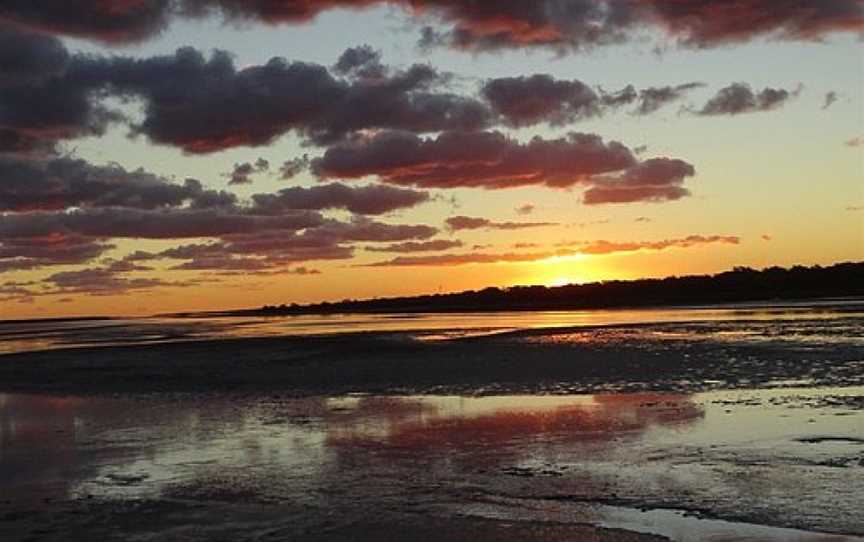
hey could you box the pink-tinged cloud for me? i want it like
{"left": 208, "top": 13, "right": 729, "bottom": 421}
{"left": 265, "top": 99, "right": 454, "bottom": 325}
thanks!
{"left": 312, "top": 130, "right": 640, "bottom": 190}
{"left": 2, "top": 1, "right": 860, "bottom": 50}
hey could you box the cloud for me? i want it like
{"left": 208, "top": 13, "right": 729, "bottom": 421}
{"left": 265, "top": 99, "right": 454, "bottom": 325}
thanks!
{"left": 0, "top": 234, "right": 113, "bottom": 272}
{"left": 72, "top": 47, "right": 488, "bottom": 152}
{"left": 364, "top": 249, "right": 576, "bottom": 267}
{"left": 312, "top": 130, "right": 641, "bottom": 190}
{"left": 2, "top": 1, "right": 859, "bottom": 52}
{"left": 845, "top": 136, "right": 864, "bottom": 147}
{"left": 577, "top": 235, "right": 740, "bottom": 255}
{"left": 0, "top": 36, "right": 119, "bottom": 154}
{"left": 482, "top": 75, "right": 703, "bottom": 125}
{"left": 0, "top": 24, "right": 69, "bottom": 87}
{"left": 0, "top": 155, "right": 235, "bottom": 211}
{"left": 313, "top": 131, "right": 695, "bottom": 204}
{"left": 366, "top": 234, "right": 740, "bottom": 266}
{"left": 1, "top": 35, "right": 802, "bottom": 159}
{"left": 226, "top": 158, "right": 270, "bottom": 185}
{"left": 0, "top": 1, "right": 172, "bottom": 44}
{"left": 696, "top": 83, "right": 801, "bottom": 116}
{"left": 46, "top": 268, "right": 169, "bottom": 295}
{"left": 445, "top": 215, "right": 557, "bottom": 231}
{"left": 365, "top": 239, "right": 463, "bottom": 253}
{"left": 148, "top": 216, "right": 438, "bottom": 272}
{"left": 481, "top": 75, "right": 602, "bottom": 127}
{"left": 823, "top": 91, "right": 839, "bottom": 110}
{"left": 515, "top": 203, "right": 535, "bottom": 215}
{"left": 250, "top": 182, "right": 429, "bottom": 216}
{"left": 280, "top": 156, "right": 310, "bottom": 179}
{"left": 333, "top": 44, "right": 385, "bottom": 79}
{"left": 582, "top": 158, "right": 695, "bottom": 204}
{"left": 635, "top": 83, "right": 705, "bottom": 115}
{"left": 0, "top": 207, "right": 323, "bottom": 240}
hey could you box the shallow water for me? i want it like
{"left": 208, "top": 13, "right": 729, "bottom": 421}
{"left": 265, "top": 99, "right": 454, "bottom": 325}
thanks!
{"left": 2, "top": 386, "right": 863, "bottom": 540}
{"left": 1, "top": 298, "right": 863, "bottom": 354}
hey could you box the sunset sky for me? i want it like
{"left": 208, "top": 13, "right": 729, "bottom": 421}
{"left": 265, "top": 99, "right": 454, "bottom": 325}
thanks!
{"left": 0, "top": 1, "right": 862, "bottom": 318}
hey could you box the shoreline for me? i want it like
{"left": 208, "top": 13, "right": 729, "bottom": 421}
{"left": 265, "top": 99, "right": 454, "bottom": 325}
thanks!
{"left": 2, "top": 321, "right": 862, "bottom": 395}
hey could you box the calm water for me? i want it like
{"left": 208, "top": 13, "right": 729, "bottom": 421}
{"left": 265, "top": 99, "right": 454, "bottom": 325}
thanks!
{"left": 2, "top": 298, "right": 863, "bottom": 355}
{"left": 2, "top": 387, "right": 862, "bottom": 540}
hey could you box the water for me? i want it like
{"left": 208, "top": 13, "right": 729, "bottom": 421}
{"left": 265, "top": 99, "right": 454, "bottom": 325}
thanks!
{"left": 2, "top": 298, "right": 863, "bottom": 355}
{"left": 1, "top": 387, "right": 862, "bottom": 540}
{"left": 2, "top": 299, "right": 863, "bottom": 540}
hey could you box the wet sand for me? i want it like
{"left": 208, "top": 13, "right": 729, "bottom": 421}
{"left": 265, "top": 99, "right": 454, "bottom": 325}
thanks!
{"left": 1, "top": 388, "right": 863, "bottom": 541}
{"left": 1, "top": 317, "right": 862, "bottom": 395}
{"left": 1, "top": 315, "right": 863, "bottom": 540}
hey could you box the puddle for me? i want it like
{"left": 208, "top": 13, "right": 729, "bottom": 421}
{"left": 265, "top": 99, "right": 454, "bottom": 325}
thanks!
{"left": 1, "top": 387, "right": 863, "bottom": 539}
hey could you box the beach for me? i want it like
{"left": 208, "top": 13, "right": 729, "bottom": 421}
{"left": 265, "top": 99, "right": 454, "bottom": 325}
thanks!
{"left": 1, "top": 302, "right": 863, "bottom": 541}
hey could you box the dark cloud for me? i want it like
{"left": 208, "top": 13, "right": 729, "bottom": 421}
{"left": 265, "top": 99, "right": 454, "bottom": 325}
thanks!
{"left": 69, "top": 47, "right": 489, "bottom": 151}
{"left": 644, "top": 0, "right": 864, "bottom": 47}
{"left": 227, "top": 158, "right": 269, "bottom": 185}
{"left": 0, "top": 24, "right": 69, "bottom": 86}
{"left": 312, "top": 130, "right": 640, "bottom": 190}
{"left": 365, "top": 239, "right": 463, "bottom": 253}
{"left": 0, "top": 207, "right": 323, "bottom": 241}
{"left": 279, "top": 156, "right": 310, "bottom": 179}
{"left": 0, "top": 234, "right": 113, "bottom": 273}
{"left": 481, "top": 74, "right": 601, "bottom": 127}
{"left": 1, "top": 1, "right": 859, "bottom": 51}
{"left": 482, "top": 75, "right": 702, "bottom": 125}
{"left": 0, "top": 155, "right": 235, "bottom": 211}
{"left": 250, "top": 183, "right": 429, "bottom": 216}
{"left": 846, "top": 137, "right": 864, "bottom": 147}
{"left": 583, "top": 158, "right": 695, "bottom": 205}
{"left": 44, "top": 266, "right": 203, "bottom": 297}
{"left": 823, "top": 91, "right": 839, "bottom": 110}
{"left": 0, "top": 29, "right": 108, "bottom": 154}
{"left": 0, "top": 1, "right": 172, "bottom": 44}
{"left": 152, "top": 217, "right": 438, "bottom": 273}
{"left": 333, "top": 44, "right": 385, "bottom": 79}
{"left": 635, "top": 83, "right": 705, "bottom": 115}
{"left": 696, "top": 83, "right": 801, "bottom": 116}
{"left": 445, "top": 216, "right": 557, "bottom": 231}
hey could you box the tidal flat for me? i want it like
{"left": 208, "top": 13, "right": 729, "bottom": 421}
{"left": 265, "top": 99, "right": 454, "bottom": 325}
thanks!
{"left": 1, "top": 303, "right": 863, "bottom": 540}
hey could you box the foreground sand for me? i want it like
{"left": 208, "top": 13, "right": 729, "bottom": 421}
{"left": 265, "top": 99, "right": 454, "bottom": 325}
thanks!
{"left": 1, "top": 320, "right": 863, "bottom": 395}
{"left": 2, "top": 322, "right": 863, "bottom": 541}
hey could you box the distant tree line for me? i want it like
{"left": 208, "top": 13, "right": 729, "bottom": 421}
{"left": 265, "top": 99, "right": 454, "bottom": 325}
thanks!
{"left": 257, "top": 262, "right": 864, "bottom": 315}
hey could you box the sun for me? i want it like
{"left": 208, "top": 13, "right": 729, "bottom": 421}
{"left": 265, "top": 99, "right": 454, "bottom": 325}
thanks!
{"left": 548, "top": 276, "right": 578, "bottom": 287}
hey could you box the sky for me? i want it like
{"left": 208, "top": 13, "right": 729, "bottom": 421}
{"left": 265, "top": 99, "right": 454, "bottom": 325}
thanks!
{"left": 0, "top": 0, "right": 862, "bottom": 318}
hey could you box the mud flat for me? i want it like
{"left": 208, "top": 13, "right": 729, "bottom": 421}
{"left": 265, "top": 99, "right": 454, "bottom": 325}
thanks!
{"left": 2, "top": 315, "right": 863, "bottom": 540}
{"left": 2, "top": 386, "right": 863, "bottom": 541}
{"left": 1, "top": 316, "right": 863, "bottom": 395}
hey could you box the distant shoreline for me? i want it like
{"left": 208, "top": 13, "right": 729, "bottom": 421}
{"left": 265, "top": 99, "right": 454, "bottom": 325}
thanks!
{"left": 169, "top": 294, "right": 864, "bottom": 320}
{"left": 173, "top": 262, "right": 864, "bottom": 319}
